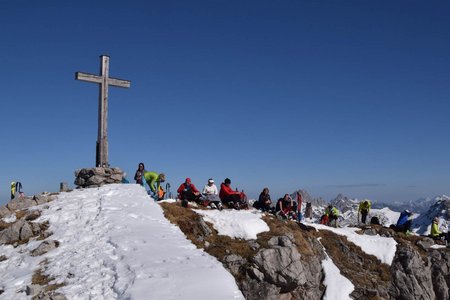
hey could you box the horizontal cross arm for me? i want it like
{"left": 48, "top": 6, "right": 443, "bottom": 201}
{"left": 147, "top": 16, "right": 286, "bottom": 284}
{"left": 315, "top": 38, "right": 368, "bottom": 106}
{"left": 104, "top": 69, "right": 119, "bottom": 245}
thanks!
{"left": 108, "top": 77, "right": 131, "bottom": 88}
{"left": 75, "top": 72, "right": 102, "bottom": 84}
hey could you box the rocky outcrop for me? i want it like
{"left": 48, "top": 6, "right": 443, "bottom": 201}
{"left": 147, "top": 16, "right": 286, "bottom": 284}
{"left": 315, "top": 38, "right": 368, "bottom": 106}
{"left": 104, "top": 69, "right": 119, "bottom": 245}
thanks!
{"left": 0, "top": 193, "right": 57, "bottom": 219}
{"left": 74, "top": 167, "right": 125, "bottom": 188}
{"left": 0, "top": 210, "right": 49, "bottom": 245}
{"left": 245, "top": 234, "right": 324, "bottom": 300}
{"left": 161, "top": 202, "right": 450, "bottom": 300}
{"left": 389, "top": 243, "right": 435, "bottom": 299}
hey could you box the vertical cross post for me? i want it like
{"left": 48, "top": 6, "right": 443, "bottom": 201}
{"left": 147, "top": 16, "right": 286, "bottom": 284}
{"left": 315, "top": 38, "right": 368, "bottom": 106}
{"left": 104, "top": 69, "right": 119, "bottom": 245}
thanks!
{"left": 75, "top": 55, "right": 131, "bottom": 167}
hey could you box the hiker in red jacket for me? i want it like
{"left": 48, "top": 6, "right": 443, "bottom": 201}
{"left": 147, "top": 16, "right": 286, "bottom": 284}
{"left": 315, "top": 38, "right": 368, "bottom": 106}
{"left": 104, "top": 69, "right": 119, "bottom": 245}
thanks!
{"left": 275, "top": 194, "right": 297, "bottom": 220}
{"left": 219, "top": 178, "right": 247, "bottom": 209}
{"left": 177, "top": 178, "right": 201, "bottom": 207}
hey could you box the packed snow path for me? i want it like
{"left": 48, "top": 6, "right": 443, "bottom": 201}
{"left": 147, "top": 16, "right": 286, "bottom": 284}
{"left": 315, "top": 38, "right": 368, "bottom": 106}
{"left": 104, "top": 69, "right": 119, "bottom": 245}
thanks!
{"left": 1, "top": 184, "right": 244, "bottom": 299}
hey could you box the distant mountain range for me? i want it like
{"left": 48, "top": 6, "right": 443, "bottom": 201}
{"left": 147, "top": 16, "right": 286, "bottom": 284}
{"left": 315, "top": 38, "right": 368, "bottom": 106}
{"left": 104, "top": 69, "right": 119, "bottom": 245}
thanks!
{"left": 296, "top": 190, "right": 450, "bottom": 232}
{"left": 372, "top": 195, "right": 450, "bottom": 213}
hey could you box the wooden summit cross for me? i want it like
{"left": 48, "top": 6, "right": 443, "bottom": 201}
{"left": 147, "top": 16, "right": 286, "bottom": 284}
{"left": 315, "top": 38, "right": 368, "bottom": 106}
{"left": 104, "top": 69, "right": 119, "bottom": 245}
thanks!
{"left": 75, "top": 55, "right": 130, "bottom": 168}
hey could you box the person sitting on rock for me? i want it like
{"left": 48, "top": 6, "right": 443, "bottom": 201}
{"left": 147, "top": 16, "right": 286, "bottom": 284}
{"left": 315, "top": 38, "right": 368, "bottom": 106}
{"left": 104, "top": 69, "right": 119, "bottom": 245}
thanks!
{"left": 358, "top": 199, "right": 371, "bottom": 224}
{"left": 395, "top": 210, "right": 414, "bottom": 233}
{"left": 257, "top": 187, "right": 274, "bottom": 213}
{"left": 201, "top": 178, "right": 223, "bottom": 210}
{"left": 430, "top": 217, "right": 446, "bottom": 240}
{"left": 144, "top": 171, "right": 166, "bottom": 200}
{"left": 177, "top": 178, "right": 201, "bottom": 207}
{"left": 275, "top": 194, "right": 297, "bottom": 220}
{"left": 219, "top": 178, "right": 247, "bottom": 209}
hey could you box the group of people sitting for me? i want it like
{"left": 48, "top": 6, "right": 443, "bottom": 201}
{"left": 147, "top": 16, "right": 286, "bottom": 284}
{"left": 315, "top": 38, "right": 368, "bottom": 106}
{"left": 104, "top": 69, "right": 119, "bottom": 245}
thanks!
{"left": 134, "top": 163, "right": 449, "bottom": 240}
{"left": 254, "top": 188, "right": 302, "bottom": 221}
{"left": 176, "top": 177, "right": 248, "bottom": 209}
{"left": 134, "top": 163, "right": 248, "bottom": 210}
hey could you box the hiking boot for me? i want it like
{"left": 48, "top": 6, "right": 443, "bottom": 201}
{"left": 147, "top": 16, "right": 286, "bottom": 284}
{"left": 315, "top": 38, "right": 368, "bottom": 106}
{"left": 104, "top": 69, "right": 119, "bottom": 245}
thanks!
{"left": 210, "top": 203, "right": 217, "bottom": 209}
{"left": 217, "top": 203, "right": 223, "bottom": 211}
{"left": 181, "top": 200, "right": 188, "bottom": 208}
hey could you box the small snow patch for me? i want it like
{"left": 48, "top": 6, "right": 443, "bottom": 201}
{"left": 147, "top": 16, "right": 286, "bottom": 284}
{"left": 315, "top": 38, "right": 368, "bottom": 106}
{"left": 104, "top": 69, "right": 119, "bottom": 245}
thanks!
{"left": 195, "top": 209, "right": 269, "bottom": 240}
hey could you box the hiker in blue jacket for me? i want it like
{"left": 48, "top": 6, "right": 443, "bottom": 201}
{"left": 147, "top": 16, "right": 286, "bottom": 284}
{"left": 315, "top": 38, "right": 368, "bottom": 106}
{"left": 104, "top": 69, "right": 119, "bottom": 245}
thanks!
{"left": 396, "top": 210, "right": 414, "bottom": 233}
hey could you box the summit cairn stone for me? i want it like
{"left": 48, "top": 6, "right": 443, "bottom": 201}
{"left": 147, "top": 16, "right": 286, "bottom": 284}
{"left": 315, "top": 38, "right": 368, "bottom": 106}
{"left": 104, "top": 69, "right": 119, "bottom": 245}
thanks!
{"left": 74, "top": 167, "right": 125, "bottom": 188}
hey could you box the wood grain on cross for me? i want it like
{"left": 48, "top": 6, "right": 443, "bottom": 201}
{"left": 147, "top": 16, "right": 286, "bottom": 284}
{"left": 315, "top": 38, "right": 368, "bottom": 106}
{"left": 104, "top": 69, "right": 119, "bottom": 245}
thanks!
{"left": 75, "top": 55, "right": 130, "bottom": 167}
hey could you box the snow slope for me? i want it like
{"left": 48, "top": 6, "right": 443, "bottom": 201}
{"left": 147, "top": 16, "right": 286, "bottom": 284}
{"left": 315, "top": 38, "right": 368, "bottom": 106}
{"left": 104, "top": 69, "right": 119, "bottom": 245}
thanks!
{"left": 308, "top": 224, "right": 397, "bottom": 265}
{"left": 0, "top": 184, "right": 244, "bottom": 299}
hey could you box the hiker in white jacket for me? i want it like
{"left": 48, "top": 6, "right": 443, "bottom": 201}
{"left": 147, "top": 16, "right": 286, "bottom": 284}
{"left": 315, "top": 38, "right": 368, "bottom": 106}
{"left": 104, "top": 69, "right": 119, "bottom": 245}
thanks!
{"left": 202, "top": 178, "right": 222, "bottom": 210}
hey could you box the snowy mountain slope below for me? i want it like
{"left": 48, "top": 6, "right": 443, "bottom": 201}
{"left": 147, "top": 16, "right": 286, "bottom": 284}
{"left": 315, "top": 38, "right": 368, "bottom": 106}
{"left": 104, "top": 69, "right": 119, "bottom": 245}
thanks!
{"left": 307, "top": 224, "right": 397, "bottom": 265}
{"left": 0, "top": 184, "right": 244, "bottom": 299}
{"left": 302, "top": 194, "right": 402, "bottom": 228}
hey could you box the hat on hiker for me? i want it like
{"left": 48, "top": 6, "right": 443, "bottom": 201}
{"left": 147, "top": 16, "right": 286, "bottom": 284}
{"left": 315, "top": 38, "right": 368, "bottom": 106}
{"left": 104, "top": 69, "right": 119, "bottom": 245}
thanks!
{"left": 224, "top": 178, "right": 231, "bottom": 184}
{"left": 159, "top": 173, "right": 166, "bottom": 182}
{"left": 208, "top": 178, "right": 214, "bottom": 184}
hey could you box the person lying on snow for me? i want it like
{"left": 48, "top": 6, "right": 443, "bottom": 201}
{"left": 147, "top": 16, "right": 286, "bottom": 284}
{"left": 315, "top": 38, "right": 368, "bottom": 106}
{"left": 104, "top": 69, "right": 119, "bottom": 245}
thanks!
{"left": 177, "top": 178, "right": 201, "bottom": 207}
{"left": 275, "top": 194, "right": 297, "bottom": 220}
{"left": 219, "top": 178, "right": 248, "bottom": 209}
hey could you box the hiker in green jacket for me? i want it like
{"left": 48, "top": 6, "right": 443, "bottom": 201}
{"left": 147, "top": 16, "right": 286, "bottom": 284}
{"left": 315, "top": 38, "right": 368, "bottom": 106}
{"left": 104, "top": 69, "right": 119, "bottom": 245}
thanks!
{"left": 358, "top": 200, "right": 371, "bottom": 224}
{"left": 325, "top": 205, "right": 339, "bottom": 228}
{"left": 430, "top": 217, "right": 446, "bottom": 240}
{"left": 144, "top": 171, "right": 166, "bottom": 200}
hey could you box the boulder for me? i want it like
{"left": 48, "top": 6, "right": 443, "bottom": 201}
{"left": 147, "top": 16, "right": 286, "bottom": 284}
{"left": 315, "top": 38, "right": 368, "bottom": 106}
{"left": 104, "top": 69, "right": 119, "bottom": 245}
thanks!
{"left": 0, "top": 219, "right": 33, "bottom": 244}
{"left": 33, "top": 194, "right": 55, "bottom": 205}
{"left": 253, "top": 235, "right": 306, "bottom": 292}
{"left": 74, "top": 177, "right": 85, "bottom": 187}
{"left": 389, "top": 244, "right": 435, "bottom": 299}
{"left": 223, "top": 254, "right": 247, "bottom": 275}
{"left": 31, "top": 240, "right": 60, "bottom": 257}
{"left": 111, "top": 167, "right": 123, "bottom": 174}
{"left": 92, "top": 167, "right": 106, "bottom": 176}
{"left": 0, "top": 206, "right": 12, "bottom": 218}
{"left": 86, "top": 175, "right": 105, "bottom": 186}
{"left": 6, "top": 197, "right": 37, "bottom": 211}
{"left": 110, "top": 174, "right": 123, "bottom": 181}
{"left": 417, "top": 238, "right": 436, "bottom": 251}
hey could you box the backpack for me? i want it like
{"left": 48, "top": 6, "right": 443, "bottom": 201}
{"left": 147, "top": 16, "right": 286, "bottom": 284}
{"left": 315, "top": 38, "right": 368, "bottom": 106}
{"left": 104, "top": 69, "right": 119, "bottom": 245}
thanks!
{"left": 370, "top": 216, "right": 380, "bottom": 225}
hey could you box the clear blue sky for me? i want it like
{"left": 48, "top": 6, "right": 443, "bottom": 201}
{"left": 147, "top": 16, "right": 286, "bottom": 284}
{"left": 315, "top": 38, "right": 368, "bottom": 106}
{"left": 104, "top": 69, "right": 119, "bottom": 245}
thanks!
{"left": 1, "top": 0, "right": 449, "bottom": 204}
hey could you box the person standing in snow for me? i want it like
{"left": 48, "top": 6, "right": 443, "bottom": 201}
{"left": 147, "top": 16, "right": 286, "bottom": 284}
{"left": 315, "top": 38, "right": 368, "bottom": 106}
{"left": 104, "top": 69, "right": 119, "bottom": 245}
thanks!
{"left": 358, "top": 200, "right": 371, "bottom": 224}
{"left": 144, "top": 171, "right": 166, "bottom": 200}
{"left": 430, "top": 217, "right": 446, "bottom": 240}
{"left": 201, "top": 178, "right": 223, "bottom": 210}
{"left": 134, "top": 162, "right": 146, "bottom": 186}
{"left": 219, "top": 178, "right": 247, "bottom": 209}
{"left": 258, "top": 187, "right": 273, "bottom": 212}
{"left": 177, "top": 178, "right": 201, "bottom": 207}
{"left": 305, "top": 202, "right": 313, "bottom": 219}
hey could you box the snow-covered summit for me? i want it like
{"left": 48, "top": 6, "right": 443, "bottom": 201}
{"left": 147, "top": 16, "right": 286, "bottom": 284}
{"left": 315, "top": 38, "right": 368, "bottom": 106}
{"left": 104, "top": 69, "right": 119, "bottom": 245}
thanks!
{"left": 0, "top": 184, "right": 244, "bottom": 299}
